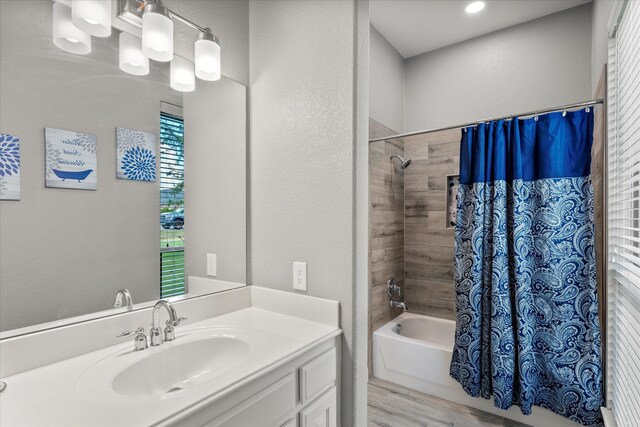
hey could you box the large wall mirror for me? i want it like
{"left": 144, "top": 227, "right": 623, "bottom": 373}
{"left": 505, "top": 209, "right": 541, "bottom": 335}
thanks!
{"left": 0, "top": 0, "right": 247, "bottom": 334}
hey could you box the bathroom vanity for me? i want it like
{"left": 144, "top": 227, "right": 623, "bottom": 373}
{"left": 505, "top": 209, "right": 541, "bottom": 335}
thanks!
{"left": 0, "top": 287, "right": 341, "bottom": 427}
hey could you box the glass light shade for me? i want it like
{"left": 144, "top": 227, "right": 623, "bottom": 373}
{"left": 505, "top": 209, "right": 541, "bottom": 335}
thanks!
{"left": 119, "top": 32, "right": 149, "bottom": 76}
{"left": 170, "top": 56, "right": 195, "bottom": 92}
{"left": 465, "top": 1, "right": 485, "bottom": 14}
{"left": 71, "top": 0, "right": 111, "bottom": 37}
{"left": 194, "top": 37, "right": 221, "bottom": 81}
{"left": 53, "top": 2, "right": 91, "bottom": 55}
{"left": 142, "top": 5, "right": 173, "bottom": 62}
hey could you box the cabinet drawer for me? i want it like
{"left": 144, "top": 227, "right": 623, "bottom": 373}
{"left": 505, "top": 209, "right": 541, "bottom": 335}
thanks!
{"left": 299, "top": 348, "right": 336, "bottom": 405}
{"left": 209, "top": 373, "right": 296, "bottom": 427}
{"left": 299, "top": 387, "right": 337, "bottom": 427}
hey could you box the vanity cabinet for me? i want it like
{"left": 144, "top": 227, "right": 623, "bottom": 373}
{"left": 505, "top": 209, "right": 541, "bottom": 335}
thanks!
{"left": 211, "top": 374, "right": 296, "bottom": 427}
{"left": 177, "top": 338, "right": 339, "bottom": 427}
{"left": 300, "top": 387, "right": 337, "bottom": 427}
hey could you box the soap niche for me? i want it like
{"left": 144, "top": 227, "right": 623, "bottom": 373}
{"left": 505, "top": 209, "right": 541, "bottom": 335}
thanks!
{"left": 446, "top": 175, "right": 459, "bottom": 229}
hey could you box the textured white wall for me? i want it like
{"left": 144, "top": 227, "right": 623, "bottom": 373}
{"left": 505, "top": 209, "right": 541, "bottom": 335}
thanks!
{"left": 354, "top": 2, "right": 370, "bottom": 423}
{"left": 249, "top": 0, "right": 368, "bottom": 424}
{"left": 370, "top": 25, "right": 405, "bottom": 133}
{"left": 404, "top": 4, "right": 593, "bottom": 132}
{"left": 164, "top": 0, "right": 249, "bottom": 85}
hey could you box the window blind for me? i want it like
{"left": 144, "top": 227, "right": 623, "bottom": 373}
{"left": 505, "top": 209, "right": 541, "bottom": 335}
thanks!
{"left": 160, "top": 112, "right": 185, "bottom": 298}
{"left": 607, "top": 1, "right": 640, "bottom": 426}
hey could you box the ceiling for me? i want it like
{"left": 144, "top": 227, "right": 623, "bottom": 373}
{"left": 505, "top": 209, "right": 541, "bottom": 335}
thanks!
{"left": 370, "top": 0, "right": 592, "bottom": 59}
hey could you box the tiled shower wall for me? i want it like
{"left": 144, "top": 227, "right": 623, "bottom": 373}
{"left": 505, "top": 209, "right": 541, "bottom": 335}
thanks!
{"left": 403, "top": 129, "right": 460, "bottom": 320}
{"left": 368, "top": 119, "right": 405, "bottom": 375}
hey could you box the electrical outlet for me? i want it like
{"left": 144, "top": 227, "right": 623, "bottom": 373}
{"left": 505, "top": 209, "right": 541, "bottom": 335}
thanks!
{"left": 207, "top": 254, "right": 217, "bottom": 276}
{"left": 293, "top": 262, "right": 307, "bottom": 291}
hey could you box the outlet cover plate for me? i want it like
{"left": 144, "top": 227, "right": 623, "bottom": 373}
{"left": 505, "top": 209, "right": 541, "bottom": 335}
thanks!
{"left": 293, "top": 262, "right": 307, "bottom": 291}
{"left": 207, "top": 254, "right": 217, "bottom": 277}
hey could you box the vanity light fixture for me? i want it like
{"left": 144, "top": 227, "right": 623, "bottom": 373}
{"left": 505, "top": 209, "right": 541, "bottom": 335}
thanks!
{"left": 53, "top": 2, "right": 91, "bottom": 54}
{"left": 465, "top": 1, "right": 485, "bottom": 14}
{"left": 50, "top": 0, "right": 223, "bottom": 91}
{"left": 119, "top": 32, "right": 149, "bottom": 76}
{"left": 71, "top": 0, "right": 111, "bottom": 37}
{"left": 141, "top": 1, "right": 173, "bottom": 62}
{"left": 194, "top": 28, "right": 221, "bottom": 81}
{"left": 170, "top": 56, "right": 196, "bottom": 92}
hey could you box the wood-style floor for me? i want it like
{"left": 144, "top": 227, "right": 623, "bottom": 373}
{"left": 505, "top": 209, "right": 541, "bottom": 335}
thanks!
{"left": 368, "top": 378, "right": 532, "bottom": 427}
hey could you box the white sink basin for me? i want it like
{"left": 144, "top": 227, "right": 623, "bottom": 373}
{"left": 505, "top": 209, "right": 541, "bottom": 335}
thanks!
{"left": 76, "top": 327, "right": 259, "bottom": 403}
{"left": 112, "top": 336, "right": 251, "bottom": 397}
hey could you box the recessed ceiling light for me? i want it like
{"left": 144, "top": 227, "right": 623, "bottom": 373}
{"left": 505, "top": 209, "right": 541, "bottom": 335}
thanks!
{"left": 465, "top": 1, "right": 485, "bottom": 14}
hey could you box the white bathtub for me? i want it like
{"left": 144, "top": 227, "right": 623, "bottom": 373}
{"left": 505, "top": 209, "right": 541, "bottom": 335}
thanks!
{"left": 372, "top": 312, "right": 579, "bottom": 427}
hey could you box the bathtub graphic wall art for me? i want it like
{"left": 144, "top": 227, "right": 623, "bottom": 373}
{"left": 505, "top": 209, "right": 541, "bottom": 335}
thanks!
{"left": 0, "top": 133, "right": 21, "bottom": 200}
{"left": 45, "top": 128, "right": 97, "bottom": 190}
{"left": 116, "top": 127, "right": 156, "bottom": 182}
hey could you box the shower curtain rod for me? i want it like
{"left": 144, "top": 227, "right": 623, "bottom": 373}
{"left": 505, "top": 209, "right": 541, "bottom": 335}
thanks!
{"left": 368, "top": 98, "right": 604, "bottom": 143}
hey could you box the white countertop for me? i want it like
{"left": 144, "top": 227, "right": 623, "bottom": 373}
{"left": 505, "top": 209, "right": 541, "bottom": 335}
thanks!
{"left": 0, "top": 307, "right": 340, "bottom": 427}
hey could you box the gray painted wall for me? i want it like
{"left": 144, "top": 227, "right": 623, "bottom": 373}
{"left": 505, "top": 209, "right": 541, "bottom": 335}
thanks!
{"left": 370, "top": 25, "right": 405, "bottom": 132}
{"left": 591, "top": 0, "right": 616, "bottom": 92}
{"left": 184, "top": 79, "right": 247, "bottom": 284}
{"left": 404, "top": 4, "right": 593, "bottom": 132}
{"left": 249, "top": 0, "right": 368, "bottom": 424}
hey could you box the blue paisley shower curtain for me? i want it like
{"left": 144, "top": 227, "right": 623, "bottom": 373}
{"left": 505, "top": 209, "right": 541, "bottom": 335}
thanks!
{"left": 449, "top": 109, "right": 603, "bottom": 426}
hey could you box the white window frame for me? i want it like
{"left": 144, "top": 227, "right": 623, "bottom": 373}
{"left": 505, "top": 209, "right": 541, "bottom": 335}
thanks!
{"left": 605, "top": 1, "right": 640, "bottom": 426}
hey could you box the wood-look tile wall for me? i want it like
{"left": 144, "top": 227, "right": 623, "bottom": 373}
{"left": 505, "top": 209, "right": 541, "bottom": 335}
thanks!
{"left": 403, "top": 129, "right": 460, "bottom": 320}
{"left": 368, "top": 118, "right": 405, "bottom": 377}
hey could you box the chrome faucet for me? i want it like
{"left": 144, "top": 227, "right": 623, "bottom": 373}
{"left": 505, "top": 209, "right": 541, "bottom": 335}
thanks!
{"left": 113, "top": 289, "right": 133, "bottom": 310}
{"left": 387, "top": 278, "right": 408, "bottom": 312}
{"left": 390, "top": 300, "right": 408, "bottom": 312}
{"left": 150, "top": 300, "right": 186, "bottom": 346}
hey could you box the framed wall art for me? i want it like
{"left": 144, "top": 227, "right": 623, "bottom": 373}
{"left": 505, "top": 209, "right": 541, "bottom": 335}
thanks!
{"left": 0, "top": 133, "right": 20, "bottom": 200}
{"left": 116, "top": 127, "right": 157, "bottom": 182}
{"left": 45, "top": 128, "right": 97, "bottom": 190}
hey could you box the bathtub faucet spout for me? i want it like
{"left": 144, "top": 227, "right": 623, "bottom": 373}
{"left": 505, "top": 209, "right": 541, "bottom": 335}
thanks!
{"left": 390, "top": 300, "right": 408, "bottom": 312}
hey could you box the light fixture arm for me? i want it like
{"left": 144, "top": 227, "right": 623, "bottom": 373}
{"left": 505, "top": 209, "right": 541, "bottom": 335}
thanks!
{"left": 168, "top": 9, "right": 207, "bottom": 33}
{"left": 136, "top": 0, "right": 210, "bottom": 34}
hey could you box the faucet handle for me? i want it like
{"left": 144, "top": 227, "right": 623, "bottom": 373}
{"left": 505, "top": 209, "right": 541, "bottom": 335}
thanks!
{"left": 167, "top": 316, "right": 188, "bottom": 327}
{"left": 117, "top": 326, "right": 144, "bottom": 338}
{"left": 117, "top": 327, "right": 148, "bottom": 351}
{"left": 163, "top": 317, "right": 187, "bottom": 342}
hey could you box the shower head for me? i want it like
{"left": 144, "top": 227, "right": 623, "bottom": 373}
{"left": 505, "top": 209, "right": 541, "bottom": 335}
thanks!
{"left": 390, "top": 155, "right": 412, "bottom": 169}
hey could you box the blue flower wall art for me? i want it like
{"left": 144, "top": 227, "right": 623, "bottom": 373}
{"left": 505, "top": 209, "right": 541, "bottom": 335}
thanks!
{"left": 116, "top": 127, "right": 156, "bottom": 182}
{"left": 45, "top": 128, "right": 97, "bottom": 190}
{"left": 0, "top": 133, "right": 20, "bottom": 200}
{"left": 121, "top": 146, "right": 156, "bottom": 181}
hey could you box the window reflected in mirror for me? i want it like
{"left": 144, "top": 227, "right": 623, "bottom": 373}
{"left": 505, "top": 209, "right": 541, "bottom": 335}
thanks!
{"left": 160, "top": 111, "right": 185, "bottom": 298}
